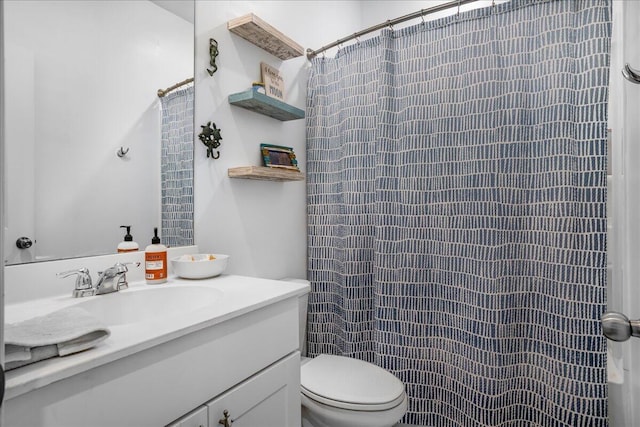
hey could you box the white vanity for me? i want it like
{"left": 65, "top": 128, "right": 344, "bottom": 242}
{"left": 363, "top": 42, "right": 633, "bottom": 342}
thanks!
{"left": 3, "top": 251, "right": 309, "bottom": 427}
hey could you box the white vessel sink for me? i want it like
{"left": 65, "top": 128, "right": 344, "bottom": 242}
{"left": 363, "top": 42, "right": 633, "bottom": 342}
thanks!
{"left": 74, "top": 286, "right": 222, "bottom": 326}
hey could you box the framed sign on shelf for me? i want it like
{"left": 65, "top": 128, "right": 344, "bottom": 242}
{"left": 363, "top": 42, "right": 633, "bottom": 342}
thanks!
{"left": 260, "top": 143, "right": 299, "bottom": 171}
{"left": 260, "top": 62, "right": 285, "bottom": 101}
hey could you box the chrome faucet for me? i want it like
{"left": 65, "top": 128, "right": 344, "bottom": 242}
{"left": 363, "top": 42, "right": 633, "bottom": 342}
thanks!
{"left": 58, "top": 262, "right": 140, "bottom": 297}
{"left": 95, "top": 262, "right": 138, "bottom": 295}
{"left": 57, "top": 267, "right": 95, "bottom": 298}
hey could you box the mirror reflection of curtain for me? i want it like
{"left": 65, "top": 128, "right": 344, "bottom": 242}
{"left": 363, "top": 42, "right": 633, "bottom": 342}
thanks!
{"left": 306, "top": 0, "right": 611, "bottom": 425}
{"left": 160, "top": 86, "right": 194, "bottom": 248}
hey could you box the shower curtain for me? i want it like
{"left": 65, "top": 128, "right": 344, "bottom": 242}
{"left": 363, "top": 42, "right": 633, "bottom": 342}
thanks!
{"left": 160, "top": 86, "right": 194, "bottom": 248}
{"left": 306, "top": 0, "right": 611, "bottom": 425}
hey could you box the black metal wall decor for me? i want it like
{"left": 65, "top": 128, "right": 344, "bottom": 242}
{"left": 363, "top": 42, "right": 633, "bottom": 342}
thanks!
{"left": 198, "top": 121, "right": 222, "bottom": 159}
{"left": 207, "top": 38, "right": 219, "bottom": 76}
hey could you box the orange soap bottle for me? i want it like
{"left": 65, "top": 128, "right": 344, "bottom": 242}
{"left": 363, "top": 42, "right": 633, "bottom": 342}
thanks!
{"left": 145, "top": 228, "right": 167, "bottom": 284}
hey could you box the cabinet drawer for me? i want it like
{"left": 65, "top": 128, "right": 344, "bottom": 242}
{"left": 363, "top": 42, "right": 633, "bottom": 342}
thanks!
{"left": 167, "top": 405, "right": 207, "bottom": 427}
{"left": 207, "top": 352, "right": 300, "bottom": 427}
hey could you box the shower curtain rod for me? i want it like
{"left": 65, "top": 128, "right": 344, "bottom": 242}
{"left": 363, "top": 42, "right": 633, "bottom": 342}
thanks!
{"left": 307, "top": 0, "right": 479, "bottom": 59}
{"left": 157, "top": 77, "right": 194, "bottom": 98}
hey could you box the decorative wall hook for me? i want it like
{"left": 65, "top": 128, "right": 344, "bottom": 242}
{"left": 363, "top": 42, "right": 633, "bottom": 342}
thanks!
{"left": 207, "top": 38, "right": 219, "bottom": 76}
{"left": 117, "top": 147, "right": 130, "bottom": 158}
{"left": 198, "top": 121, "right": 222, "bottom": 159}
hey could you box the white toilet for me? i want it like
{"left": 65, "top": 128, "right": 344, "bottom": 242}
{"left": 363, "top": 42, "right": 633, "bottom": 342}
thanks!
{"left": 286, "top": 279, "right": 408, "bottom": 427}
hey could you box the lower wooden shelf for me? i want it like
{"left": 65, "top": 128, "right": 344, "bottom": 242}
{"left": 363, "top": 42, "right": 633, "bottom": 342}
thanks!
{"left": 228, "top": 166, "right": 305, "bottom": 182}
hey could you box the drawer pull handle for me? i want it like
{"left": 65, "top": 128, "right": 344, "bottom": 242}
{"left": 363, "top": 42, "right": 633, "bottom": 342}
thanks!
{"left": 218, "top": 410, "right": 233, "bottom": 427}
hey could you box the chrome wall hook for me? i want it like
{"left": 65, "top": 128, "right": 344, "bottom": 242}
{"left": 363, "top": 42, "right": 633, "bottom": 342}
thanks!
{"left": 117, "top": 147, "right": 130, "bottom": 158}
{"left": 622, "top": 63, "right": 640, "bottom": 84}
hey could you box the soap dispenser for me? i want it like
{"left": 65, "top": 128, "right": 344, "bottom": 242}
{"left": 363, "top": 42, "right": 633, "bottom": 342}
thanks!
{"left": 117, "top": 225, "right": 139, "bottom": 253}
{"left": 145, "top": 227, "right": 167, "bottom": 284}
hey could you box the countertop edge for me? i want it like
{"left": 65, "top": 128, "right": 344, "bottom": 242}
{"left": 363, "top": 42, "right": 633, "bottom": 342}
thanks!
{"left": 5, "top": 274, "right": 310, "bottom": 400}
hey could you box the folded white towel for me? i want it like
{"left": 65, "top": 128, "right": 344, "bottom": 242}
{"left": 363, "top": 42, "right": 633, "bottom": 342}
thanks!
{"left": 5, "top": 306, "right": 110, "bottom": 370}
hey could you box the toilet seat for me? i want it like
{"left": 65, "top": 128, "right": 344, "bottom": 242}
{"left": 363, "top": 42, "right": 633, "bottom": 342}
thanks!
{"left": 301, "top": 354, "right": 406, "bottom": 411}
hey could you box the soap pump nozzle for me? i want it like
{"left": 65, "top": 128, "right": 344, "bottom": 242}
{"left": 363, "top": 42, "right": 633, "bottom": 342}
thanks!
{"left": 120, "top": 225, "right": 133, "bottom": 241}
{"left": 117, "top": 225, "right": 139, "bottom": 252}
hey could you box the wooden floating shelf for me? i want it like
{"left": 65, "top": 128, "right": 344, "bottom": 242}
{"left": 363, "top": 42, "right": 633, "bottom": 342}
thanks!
{"left": 228, "top": 90, "right": 304, "bottom": 121}
{"left": 228, "top": 166, "right": 305, "bottom": 182}
{"left": 227, "top": 13, "right": 304, "bottom": 60}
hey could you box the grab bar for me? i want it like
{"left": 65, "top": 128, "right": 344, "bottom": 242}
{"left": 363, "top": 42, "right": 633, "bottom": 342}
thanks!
{"left": 601, "top": 311, "right": 640, "bottom": 342}
{"left": 622, "top": 63, "right": 640, "bottom": 84}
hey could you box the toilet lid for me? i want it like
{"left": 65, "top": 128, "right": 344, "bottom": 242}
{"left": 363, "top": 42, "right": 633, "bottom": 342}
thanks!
{"left": 301, "top": 354, "right": 406, "bottom": 411}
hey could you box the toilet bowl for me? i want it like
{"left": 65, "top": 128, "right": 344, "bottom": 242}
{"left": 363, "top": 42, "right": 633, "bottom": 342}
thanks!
{"left": 300, "top": 354, "right": 408, "bottom": 427}
{"left": 283, "top": 278, "right": 408, "bottom": 427}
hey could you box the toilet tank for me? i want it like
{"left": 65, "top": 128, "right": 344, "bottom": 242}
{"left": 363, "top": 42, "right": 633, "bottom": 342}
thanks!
{"left": 281, "top": 278, "right": 309, "bottom": 357}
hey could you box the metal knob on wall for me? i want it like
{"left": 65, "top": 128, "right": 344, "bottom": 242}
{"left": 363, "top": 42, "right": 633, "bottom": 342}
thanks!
{"left": 601, "top": 311, "right": 640, "bottom": 342}
{"left": 15, "top": 237, "right": 33, "bottom": 249}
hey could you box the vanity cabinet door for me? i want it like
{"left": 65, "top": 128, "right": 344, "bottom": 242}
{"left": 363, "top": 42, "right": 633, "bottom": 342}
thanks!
{"left": 167, "top": 405, "right": 208, "bottom": 427}
{"left": 206, "top": 351, "right": 300, "bottom": 427}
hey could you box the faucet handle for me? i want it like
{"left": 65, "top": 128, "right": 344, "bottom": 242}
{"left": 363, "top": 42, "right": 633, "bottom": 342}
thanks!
{"left": 57, "top": 268, "right": 95, "bottom": 298}
{"left": 121, "top": 261, "right": 141, "bottom": 269}
{"left": 95, "top": 261, "right": 140, "bottom": 294}
{"left": 114, "top": 262, "right": 140, "bottom": 290}
{"left": 113, "top": 261, "right": 139, "bottom": 273}
{"left": 101, "top": 261, "right": 140, "bottom": 273}
{"left": 97, "top": 261, "right": 139, "bottom": 277}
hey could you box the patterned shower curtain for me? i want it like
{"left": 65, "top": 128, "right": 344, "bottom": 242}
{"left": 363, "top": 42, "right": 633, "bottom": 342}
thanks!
{"left": 160, "top": 86, "right": 194, "bottom": 248}
{"left": 306, "top": 0, "right": 611, "bottom": 425}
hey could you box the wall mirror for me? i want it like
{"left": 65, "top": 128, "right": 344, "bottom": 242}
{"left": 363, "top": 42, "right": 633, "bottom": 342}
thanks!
{"left": 3, "top": 0, "right": 194, "bottom": 265}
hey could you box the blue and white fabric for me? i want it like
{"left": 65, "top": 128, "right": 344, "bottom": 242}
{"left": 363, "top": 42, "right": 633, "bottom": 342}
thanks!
{"left": 160, "top": 86, "right": 194, "bottom": 248}
{"left": 306, "top": 0, "right": 611, "bottom": 425}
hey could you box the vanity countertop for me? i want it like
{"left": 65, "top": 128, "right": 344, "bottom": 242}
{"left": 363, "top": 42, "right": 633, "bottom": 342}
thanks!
{"left": 4, "top": 274, "right": 310, "bottom": 400}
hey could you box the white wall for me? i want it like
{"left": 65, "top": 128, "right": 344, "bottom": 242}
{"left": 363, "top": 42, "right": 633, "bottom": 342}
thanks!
{"left": 361, "top": 0, "right": 497, "bottom": 28}
{"left": 193, "top": 1, "right": 361, "bottom": 280}
{"left": 607, "top": 1, "right": 633, "bottom": 425}
{"left": 1, "top": 0, "right": 6, "bottom": 375}
{"left": 617, "top": 1, "right": 640, "bottom": 425}
{"left": 3, "top": 1, "right": 192, "bottom": 264}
